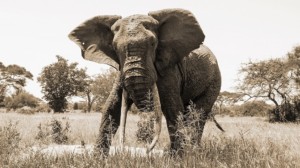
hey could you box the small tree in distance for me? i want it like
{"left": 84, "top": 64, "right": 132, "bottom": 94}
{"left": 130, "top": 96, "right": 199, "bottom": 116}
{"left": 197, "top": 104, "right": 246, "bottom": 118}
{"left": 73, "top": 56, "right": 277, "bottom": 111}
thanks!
{"left": 78, "top": 69, "right": 117, "bottom": 112}
{"left": 215, "top": 91, "right": 243, "bottom": 114}
{"left": 38, "top": 56, "right": 88, "bottom": 113}
{"left": 92, "top": 69, "right": 118, "bottom": 109}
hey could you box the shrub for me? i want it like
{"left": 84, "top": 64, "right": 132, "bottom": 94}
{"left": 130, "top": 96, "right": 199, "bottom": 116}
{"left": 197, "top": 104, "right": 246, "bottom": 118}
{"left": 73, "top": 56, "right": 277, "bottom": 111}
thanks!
{"left": 177, "top": 103, "right": 205, "bottom": 149}
{"left": 218, "top": 101, "right": 273, "bottom": 117}
{"left": 15, "top": 106, "right": 35, "bottom": 114}
{"left": 35, "top": 103, "right": 51, "bottom": 113}
{"left": 73, "top": 102, "right": 79, "bottom": 110}
{"left": 70, "top": 102, "right": 87, "bottom": 112}
{"left": 269, "top": 100, "right": 300, "bottom": 122}
{"left": 0, "top": 121, "right": 21, "bottom": 165}
{"left": 4, "top": 92, "right": 39, "bottom": 110}
{"left": 239, "top": 101, "right": 273, "bottom": 117}
{"left": 35, "top": 118, "right": 70, "bottom": 144}
{"left": 136, "top": 113, "right": 155, "bottom": 144}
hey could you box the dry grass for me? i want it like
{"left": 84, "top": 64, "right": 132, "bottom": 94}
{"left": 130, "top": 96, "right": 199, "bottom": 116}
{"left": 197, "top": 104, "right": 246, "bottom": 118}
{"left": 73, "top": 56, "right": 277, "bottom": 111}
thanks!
{"left": 0, "top": 112, "right": 299, "bottom": 167}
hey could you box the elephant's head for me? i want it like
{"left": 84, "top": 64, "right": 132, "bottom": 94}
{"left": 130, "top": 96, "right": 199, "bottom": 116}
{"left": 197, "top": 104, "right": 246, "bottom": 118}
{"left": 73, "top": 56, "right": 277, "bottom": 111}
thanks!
{"left": 69, "top": 9, "right": 205, "bottom": 110}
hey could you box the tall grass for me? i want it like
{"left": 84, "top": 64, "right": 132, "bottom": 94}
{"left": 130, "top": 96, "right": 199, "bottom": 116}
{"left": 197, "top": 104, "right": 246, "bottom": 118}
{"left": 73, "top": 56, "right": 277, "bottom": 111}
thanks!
{"left": 4, "top": 135, "right": 299, "bottom": 167}
{"left": 0, "top": 112, "right": 299, "bottom": 167}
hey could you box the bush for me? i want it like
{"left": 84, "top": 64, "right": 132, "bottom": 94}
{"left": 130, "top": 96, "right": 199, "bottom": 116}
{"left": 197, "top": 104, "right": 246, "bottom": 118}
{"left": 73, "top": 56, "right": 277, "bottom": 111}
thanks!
{"left": 0, "top": 121, "right": 21, "bottom": 165}
{"left": 15, "top": 106, "right": 35, "bottom": 114}
{"left": 269, "top": 100, "right": 300, "bottom": 122}
{"left": 35, "top": 103, "right": 51, "bottom": 113}
{"left": 70, "top": 102, "right": 87, "bottom": 112}
{"left": 35, "top": 119, "right": 70, "bottom": 144}
{"left": 177, "top": 103, "right": 205, "bottom": 148}
{"left": 4, "top": 92, "right": 39, "bottom": 110}
{"left": 219, "top": 101, "right": 273, "bottom": 117}
{"left": 136, "top": 113, "right": 155, "bottom": 144}
{"left": 73, "top": 102, "right": 79, "bottom": 110}
{"left": 239, "top": 101, "right": 273, "bottom": 117}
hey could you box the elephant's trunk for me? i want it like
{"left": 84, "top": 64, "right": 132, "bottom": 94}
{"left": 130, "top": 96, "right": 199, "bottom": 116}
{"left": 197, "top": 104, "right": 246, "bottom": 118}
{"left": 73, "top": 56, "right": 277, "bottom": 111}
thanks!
{"left": 123, "top": 53, "right": 155, "bottom": 111}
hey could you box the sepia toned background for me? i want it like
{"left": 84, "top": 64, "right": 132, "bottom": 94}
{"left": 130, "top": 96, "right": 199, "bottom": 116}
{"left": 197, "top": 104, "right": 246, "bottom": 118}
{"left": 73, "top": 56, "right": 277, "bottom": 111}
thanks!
{"left": 1, "top": 0, "right": 299, "bottom": 98}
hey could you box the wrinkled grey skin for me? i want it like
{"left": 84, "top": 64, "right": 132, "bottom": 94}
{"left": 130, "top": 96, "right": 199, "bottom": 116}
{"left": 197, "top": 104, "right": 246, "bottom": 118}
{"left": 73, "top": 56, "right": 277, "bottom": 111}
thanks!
{"left": 69, "top": 8, "right": 221, "bottom": 155}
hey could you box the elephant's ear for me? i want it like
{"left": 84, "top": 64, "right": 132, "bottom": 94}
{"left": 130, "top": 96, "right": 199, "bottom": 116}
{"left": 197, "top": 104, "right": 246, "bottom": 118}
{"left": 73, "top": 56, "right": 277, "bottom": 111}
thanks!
{"left": 68, "top": 15, "right": 121, "bottom": 70}
{"left": 149, "top": 9, "right": 205, "bottom": 74}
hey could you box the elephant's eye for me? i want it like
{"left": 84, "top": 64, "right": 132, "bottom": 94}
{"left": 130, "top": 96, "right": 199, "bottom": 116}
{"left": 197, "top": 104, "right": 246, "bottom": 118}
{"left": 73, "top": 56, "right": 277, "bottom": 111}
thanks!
{"left": 112, "top": 25, "right": 120, "bottom": 33}
{"left": 143, "top": 23, "right": 155, "bottom": 31}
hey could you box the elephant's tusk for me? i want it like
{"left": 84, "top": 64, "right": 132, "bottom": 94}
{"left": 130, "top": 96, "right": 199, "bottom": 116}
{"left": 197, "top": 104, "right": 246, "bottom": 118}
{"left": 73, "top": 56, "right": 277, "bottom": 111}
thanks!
{"left": 119, "top": 89, "right": 129, "bottom": 149}
{"left": 146, "top": 83, "right": 163, "bottom": 154}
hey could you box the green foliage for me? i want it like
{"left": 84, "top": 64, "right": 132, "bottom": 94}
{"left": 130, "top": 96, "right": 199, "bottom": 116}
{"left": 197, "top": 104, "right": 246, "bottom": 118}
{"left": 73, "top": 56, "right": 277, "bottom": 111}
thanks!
{"left": 38, "top": 56, "right": 89, "bottom": 112}
{"left": 35, "top": 118, "right": 70, "bottom": 144}
{"left": 0, "top": 121, "right": 21, "bottom": 165}
{"left": 4, "top": 91, "right": 39, "bottom": 110}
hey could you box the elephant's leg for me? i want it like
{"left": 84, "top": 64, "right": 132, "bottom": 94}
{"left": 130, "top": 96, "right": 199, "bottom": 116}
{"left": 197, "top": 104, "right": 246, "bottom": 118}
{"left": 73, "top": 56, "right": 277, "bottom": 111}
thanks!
{"left": 191, "top": 80, "right": 220, "bottom": 145}
{"left": 160, "top": 95, "right": 185, "bottom": 156}
{"left": 96, "top": 73, "right": 131, "bottom": 155}
{"left": 157, "top": 68, "right": 185, "bottom": 155}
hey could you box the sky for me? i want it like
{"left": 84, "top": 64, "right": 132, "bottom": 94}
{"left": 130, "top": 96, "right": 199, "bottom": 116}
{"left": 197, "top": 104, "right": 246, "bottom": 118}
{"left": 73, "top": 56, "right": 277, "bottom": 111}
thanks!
{"left": 0, "top": 0, "right": 300, "bottom": 99}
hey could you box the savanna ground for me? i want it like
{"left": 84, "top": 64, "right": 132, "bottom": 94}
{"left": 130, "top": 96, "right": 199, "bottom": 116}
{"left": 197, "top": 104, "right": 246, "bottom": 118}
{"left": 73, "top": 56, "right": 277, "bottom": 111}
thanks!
{"left": 0, "top": 112, "right": 300, "bottom": 168}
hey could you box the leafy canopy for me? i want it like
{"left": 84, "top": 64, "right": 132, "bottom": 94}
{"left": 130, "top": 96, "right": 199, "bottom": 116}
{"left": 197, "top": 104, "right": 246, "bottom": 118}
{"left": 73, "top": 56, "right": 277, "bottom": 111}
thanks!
{"left": 0, "top": 62, "right": 33, "bottom": 95}
{"left": 38, "top": 56, "right": 88, "bottom": 112}
{"left": 78, "top": 69, "right": 118, "bottom": 112}
{"left": 0, "top": 62, "right": 33, "bottom": 107}
{"left": 237, "top": 46, "right": 300, "bottom": 107}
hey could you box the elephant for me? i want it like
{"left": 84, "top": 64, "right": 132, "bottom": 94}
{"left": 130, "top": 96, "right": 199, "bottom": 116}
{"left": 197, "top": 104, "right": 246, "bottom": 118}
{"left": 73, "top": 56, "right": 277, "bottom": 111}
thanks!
{"left": 69, "top": 8, "right": 221, "bottom": 155}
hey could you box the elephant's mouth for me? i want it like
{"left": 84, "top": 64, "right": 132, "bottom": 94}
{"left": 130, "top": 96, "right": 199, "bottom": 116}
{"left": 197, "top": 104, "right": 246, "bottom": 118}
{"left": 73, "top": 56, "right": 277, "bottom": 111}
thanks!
{"left": 119, "top": 83, "right": 162, "bottom": 153}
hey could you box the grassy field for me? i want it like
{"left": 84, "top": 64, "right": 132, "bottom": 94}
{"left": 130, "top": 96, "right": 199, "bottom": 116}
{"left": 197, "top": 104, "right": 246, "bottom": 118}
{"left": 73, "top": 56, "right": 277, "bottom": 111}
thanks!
{"left": 0, "top": 112, "right": 300, "bottom": 167}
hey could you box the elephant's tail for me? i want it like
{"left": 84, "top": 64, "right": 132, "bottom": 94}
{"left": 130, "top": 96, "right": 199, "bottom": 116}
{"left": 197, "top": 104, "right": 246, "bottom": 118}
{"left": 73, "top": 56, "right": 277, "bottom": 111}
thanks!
{"left": 212, "top": 117, "right": 225, "bottom": 132}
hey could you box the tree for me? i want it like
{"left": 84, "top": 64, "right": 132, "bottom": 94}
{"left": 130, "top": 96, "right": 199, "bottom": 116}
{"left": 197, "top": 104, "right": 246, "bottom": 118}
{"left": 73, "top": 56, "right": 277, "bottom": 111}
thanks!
{"left": 0, "top": 62, "right": 33, "bottom": 106}
{"left": 79, "top": 69, "right": 117, "bottom": 112}
{"left": 93, "top": 69, "right": 118, "bottom": 108}
{"left": 215, "top": 91, "right": 243, "bottom": 114}
{"left": 38, "top": 56, "right": 88, "bottom": 112}
{"left": 237, "top": 58, "right": 295, "bottom": 108}
{"left": 287, "top": 45, "right": 300, "bottom": 89}
{"left": 78, "top": 77, "right": 95, "bottom": 112}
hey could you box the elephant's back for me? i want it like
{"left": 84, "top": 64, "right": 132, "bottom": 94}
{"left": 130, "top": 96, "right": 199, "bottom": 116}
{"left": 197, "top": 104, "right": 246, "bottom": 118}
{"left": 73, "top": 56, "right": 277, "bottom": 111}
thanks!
{"left": 181, "top": 45, "right": 220, "bottom": 104}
